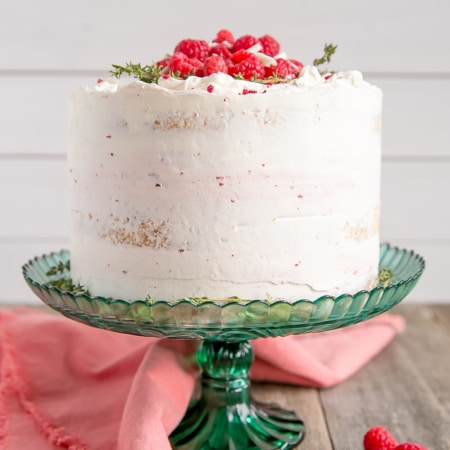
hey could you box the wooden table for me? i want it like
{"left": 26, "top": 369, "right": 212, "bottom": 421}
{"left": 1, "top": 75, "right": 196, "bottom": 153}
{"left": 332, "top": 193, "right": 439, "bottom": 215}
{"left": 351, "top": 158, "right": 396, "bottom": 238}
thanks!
{"left": 2, "top": 304, "right": 448, "bottom": 448}
{"left": 252, "top": 304, "right": 450, "bottom": 449}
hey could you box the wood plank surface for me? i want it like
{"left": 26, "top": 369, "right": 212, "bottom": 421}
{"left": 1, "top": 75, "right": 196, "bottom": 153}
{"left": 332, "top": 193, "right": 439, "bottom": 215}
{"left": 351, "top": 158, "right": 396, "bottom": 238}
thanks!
{"left": 1, "top": 0, "right": 449, "bottom": 72}
{"left": 381, "top": 161, "right": 450, "bottom": 241}
{"left": 252, "top": 304, "right": 450, "bottom": 450}
{"left": 252, "top": 384, "right": 333, "bottom": 450}
{"left": 0, "top": 160, "right": 68, "bottom": 237}
{"left": 0, "top": 304, "right": 447, "bottom": 448}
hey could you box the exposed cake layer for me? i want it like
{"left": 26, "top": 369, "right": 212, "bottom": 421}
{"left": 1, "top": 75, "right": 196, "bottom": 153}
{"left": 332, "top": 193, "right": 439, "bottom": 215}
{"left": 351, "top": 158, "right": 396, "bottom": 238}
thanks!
{"left": 68, "top": 67, "right": 382, "bottom": 302}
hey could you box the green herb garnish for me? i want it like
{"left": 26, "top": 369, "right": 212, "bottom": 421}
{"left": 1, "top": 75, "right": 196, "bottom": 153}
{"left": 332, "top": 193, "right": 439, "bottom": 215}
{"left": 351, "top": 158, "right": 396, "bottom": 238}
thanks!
{"left": 46, "top": 263, "right": 90, "bottom": 295}
{"left": 144, "top": 295, "right": 158, "bottom": 305}
{"left": 46, "top": 261, "right": 70, "bottom": 276}
{"left": 313, "top": 43, "right": 338, "bottom": 70}
{"left": 47, "top": 277, "right": 90, "bottom": 295}
{"left": 111, "top": 41, "right": 338, "bottom": 85}
{"left": 181, "top": 297, "right": 209, "bottom": 305}
{"left": 110, "top": 62, "right": 163, "bottom": 84}
{"left": 378, "top": 268, "right": 395, "bottom": 287}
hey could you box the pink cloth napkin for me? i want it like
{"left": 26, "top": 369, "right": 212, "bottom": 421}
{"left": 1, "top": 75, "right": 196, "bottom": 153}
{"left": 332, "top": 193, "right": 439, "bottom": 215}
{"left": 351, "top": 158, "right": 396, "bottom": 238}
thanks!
{"left": 0, "top": 307, "right": 404, "bottom": 450}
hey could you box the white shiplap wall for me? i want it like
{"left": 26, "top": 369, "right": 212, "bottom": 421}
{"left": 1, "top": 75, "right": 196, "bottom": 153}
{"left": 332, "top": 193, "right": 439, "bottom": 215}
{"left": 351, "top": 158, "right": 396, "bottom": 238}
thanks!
{"left": 1, "top": 0, "right": 449, "bottom": 305}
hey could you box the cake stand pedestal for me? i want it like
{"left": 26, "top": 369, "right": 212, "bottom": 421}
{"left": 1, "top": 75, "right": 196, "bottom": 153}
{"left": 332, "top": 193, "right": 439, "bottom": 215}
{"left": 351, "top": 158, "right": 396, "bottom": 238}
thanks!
{"left": 22, "top": 244, "right": 424, "bottom": 449}
{"left": 171, "top": 339, "right": 304, "bottom": 449}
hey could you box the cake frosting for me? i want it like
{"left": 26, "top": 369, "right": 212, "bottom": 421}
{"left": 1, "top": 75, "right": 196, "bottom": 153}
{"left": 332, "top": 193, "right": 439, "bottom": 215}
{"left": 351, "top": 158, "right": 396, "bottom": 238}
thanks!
{"left": 67, "top": 33, "right": 382, "bottom": 303}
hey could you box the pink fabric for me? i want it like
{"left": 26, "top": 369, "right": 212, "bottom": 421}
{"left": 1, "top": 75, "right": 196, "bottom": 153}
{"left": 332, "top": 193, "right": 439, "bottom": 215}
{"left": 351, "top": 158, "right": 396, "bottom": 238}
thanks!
{"left": 0, "top": 308, "right": 404, "bottom": 449}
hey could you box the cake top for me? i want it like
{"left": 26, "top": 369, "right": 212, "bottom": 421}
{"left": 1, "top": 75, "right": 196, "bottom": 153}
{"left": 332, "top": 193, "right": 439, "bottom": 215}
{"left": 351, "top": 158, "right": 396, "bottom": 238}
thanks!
{"left": 110, "top": 29, "right": 337, "bottom": 85}
{"left": 86, "top": 30, "right": 379, "bottom": 98}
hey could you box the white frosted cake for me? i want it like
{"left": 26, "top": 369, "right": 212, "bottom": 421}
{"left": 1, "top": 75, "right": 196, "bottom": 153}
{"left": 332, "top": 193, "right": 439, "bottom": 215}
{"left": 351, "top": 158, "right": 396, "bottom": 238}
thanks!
{"left": 68, "top": 30, "right": 382, "bottom": 302}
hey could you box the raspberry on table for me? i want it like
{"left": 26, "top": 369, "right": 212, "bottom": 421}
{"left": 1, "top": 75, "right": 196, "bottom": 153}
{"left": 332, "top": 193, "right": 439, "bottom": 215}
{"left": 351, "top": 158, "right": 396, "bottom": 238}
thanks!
{"left": 259, "top": 34, "right": 280, "bottom": 57}
{"left": 394, "top": 443, "right": 428, "bottom": 450}
{"left": 174, "top": 39, "right": 210, "bottom": 62}
{"left": 364, "top": 426, "right": 398, "bottom": 450}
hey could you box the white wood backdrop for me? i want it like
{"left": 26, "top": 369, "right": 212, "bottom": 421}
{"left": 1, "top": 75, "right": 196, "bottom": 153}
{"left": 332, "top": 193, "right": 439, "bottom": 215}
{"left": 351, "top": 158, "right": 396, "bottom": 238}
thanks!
{"left": 1, "top": 0, "right": 449, "bottom": 305}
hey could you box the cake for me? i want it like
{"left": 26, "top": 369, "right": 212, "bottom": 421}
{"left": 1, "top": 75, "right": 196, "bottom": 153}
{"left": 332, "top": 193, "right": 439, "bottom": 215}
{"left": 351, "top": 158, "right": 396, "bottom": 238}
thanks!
{"left": 67, "top": 30, "right": 382, "bottom": 303}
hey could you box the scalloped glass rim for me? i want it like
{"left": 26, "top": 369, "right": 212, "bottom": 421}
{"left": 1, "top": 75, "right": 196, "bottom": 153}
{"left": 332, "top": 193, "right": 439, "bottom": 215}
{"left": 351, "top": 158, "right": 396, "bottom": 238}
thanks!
{"left": 22, "top": 243, "right": 425, "bottom": 340}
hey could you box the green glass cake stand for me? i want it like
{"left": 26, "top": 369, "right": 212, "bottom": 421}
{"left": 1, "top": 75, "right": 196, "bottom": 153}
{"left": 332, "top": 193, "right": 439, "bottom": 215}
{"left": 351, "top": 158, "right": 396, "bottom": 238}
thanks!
{"left": 22, "top": 243, "right": 424, "bottom": 449}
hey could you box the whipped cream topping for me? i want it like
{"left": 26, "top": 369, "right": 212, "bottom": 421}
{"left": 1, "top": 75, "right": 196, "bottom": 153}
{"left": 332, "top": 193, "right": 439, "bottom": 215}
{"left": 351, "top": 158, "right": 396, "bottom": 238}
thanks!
{"left": 92, "top": 65, "right": 375, "bottom": 98}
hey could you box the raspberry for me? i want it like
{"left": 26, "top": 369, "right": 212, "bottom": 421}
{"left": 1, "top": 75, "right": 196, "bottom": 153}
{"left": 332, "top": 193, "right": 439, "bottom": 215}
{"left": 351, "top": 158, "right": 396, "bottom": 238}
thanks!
{"left": 230, "top": 49, "right": 252, "bottom": 64}
{"left": 156, "top": 58, "right": 170, "bottom": 70}
{"left": 265, "top": 58, "right": 303, "bottom": 79}
{"left": 174, "top": 39, "right": 209, "bottom": 62}
{"left": 265, "top": 63, "right": 283, "bottom": 79}
{"left": 228, "top": 54, "right": 265, "bottom": 80}
{"left": 232, "top": 34, "right": 260, "bottom": 53}
{"left": 259, "top": 34, "right": 280, "bottom": 57}
{"left": 204, "top": 55, "right": 228, "bottom": 76}
{"left": 157, "top": 31, "right": 305, "bottom": 82}
{"left": 168, "top": 52, "right": 203, "bottom": 78}
{"left": 209, "top": 43, "right": 231, "bottom": 60}
{"left": 394, "top": 444, "right": 428, "bottom": 450}
{"left": 288, "top": 59, "right": 304, "bottom": 73}
{"left": 214, "top": 29, "right": 235, "bottom": 45}
{"left": 265, "top": 59, "right": 292, "bottom": 78}
{"left": 364, "top": 427, "right": 397, "bottom": 450}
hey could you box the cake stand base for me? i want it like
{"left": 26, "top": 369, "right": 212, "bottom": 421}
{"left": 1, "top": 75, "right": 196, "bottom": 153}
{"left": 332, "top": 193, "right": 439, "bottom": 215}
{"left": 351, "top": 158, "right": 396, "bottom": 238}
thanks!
{"left": 169, "top": 340, "right": 305, "bottom": 450}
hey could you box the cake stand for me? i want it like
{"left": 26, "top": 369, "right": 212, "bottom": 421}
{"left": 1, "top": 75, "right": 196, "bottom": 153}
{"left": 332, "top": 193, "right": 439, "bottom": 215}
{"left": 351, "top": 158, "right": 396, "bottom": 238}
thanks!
{"left": 22, "top": 243, "right": 424, "bottom": 449}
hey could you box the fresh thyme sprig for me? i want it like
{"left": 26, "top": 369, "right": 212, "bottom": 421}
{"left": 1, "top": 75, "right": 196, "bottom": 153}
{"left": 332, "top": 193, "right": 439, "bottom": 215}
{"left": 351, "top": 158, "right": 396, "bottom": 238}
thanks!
{"left": 47, "top": 278, "right": 91, "bottom": 295}
{"left": 378, "top": 268, "right": 395, "bottom": 287}
{"left": 46, "top": 261, "right": 70, "bottom": 276}
{"left": 46, "top": 263, "right": 90, "bottom": 295}
{"left": 313, "top": 43, "right": 338, "bottom": 69}
{"left": 110, "top": 62, "right": 163, "bottom": 84}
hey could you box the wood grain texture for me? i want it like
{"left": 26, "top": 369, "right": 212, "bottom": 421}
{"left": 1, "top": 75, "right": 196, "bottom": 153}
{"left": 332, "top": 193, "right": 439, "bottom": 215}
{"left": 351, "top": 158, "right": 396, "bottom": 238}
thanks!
{"left": 252, "top": 384, "right": 333, "bottom": 450}
{"left": 1, "top": 304, "right": 446, "bottom": 448}
{"left": 252, "top": 304, "right": 450, "bottom": 450}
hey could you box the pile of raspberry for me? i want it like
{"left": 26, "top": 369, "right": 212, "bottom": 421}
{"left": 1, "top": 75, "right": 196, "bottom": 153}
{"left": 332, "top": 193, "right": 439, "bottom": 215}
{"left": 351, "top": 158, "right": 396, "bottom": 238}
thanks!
{"left": 156, "top": 29, "right": 303, "bottom": 82}
{"left": 364, "top": 426, "right": 428, "bottom": 450}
